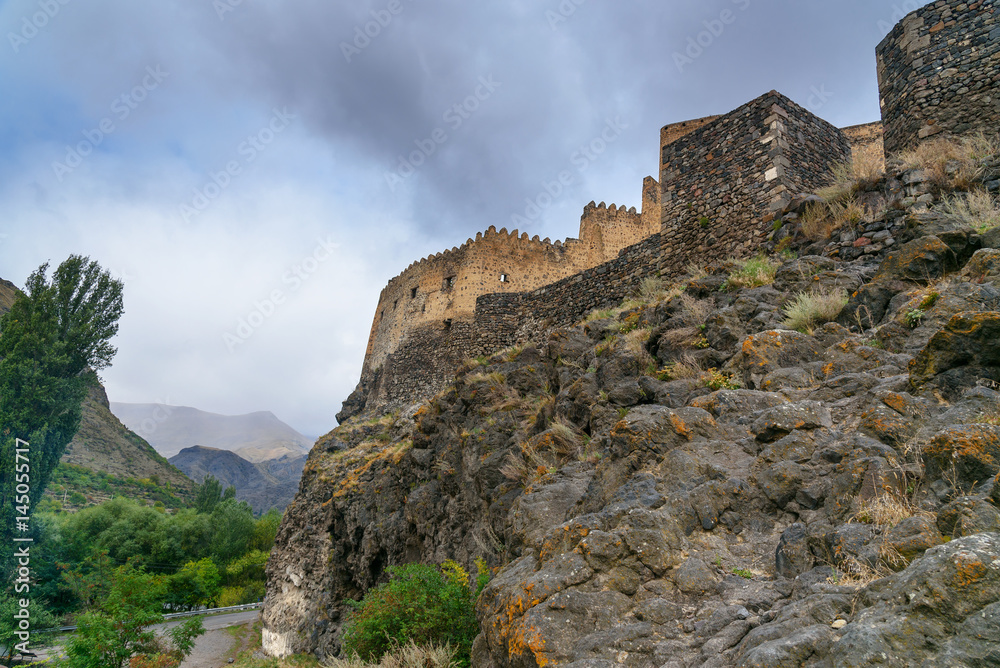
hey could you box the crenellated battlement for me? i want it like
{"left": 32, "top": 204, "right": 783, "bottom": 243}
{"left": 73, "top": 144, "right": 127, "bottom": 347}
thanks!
{"left": 340, "top": 0, "right": 993, "bottom": 423}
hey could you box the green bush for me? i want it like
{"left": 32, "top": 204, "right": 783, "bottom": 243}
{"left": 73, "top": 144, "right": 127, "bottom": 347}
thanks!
{"left": 725, "top": 254, "right": 779, "bottom": 290}
{"left": 341, "top": 560, "right": 488, "bottom": 667}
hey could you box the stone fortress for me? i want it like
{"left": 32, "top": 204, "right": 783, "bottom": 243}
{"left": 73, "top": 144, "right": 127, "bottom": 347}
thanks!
{"left": 339, "top": 0, "right": 1000, "bottom": 422}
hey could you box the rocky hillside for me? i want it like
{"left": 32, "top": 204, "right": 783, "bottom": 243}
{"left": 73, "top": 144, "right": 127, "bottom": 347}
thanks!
{"left": 0, "top": 277, "right": 20, "bottom": 313}
{"left": 111, "top": 402, "right": 314, "bottom": 461}
{"left": 170, "top": 445, "right": 305, "bottom": 513}
{"left": 263, "top": 151, "right": 1000, "bottom": 666}
{"left": 53, "top": 375, "right": 195, "bottom": 507}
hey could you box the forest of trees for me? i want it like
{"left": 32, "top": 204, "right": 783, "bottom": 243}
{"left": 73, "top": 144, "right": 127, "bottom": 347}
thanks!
{"left": 0, "top": 257, "right": 280, "bottom": 666}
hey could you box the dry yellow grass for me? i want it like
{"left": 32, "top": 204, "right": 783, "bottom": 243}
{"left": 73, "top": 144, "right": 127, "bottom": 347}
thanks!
{"left": 818, "top": 142, "right": 886, "bottom": 202}
{"left": 849, "top": 492, "right": 919, "bottom": 528}
{"left": 896, "top": 133, "right": 1000, "bottom": 192}
{"left": 939, "top": 189, "right": 1000, "bottom": 233}
{"left": 800, "top": 202, "right": 834, "bottom": 240}
{"left": 326, "top": 641, "right": 458, "bottom": 668}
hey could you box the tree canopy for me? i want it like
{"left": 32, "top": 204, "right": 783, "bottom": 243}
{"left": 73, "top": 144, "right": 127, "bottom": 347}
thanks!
{"left": 0, "top": 255, "right": 124, "bottom": 569}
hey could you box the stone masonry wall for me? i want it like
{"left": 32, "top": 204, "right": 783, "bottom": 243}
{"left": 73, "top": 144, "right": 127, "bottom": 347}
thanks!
{"left": 354, "top": 232, "right": 665, "bottom": 417}
{"left": 877, "top": 0, "right": 1000, "bottom": 154}
{"left": 841, "top": 122, "right": 885, "bottom": 160}
{"left": 658, "top": 91, "right": 852, "bottom": 275}
{"left": 578, "top": 200, "right": 658, "bottom": 266}
{"left": 363, "top": 227, "right": 595, "bottom": 376}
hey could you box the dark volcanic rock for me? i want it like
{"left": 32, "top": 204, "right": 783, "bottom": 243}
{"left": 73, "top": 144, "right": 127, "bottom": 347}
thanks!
{"left": 262, "top": 163, "right": 1000, "bottom": 666}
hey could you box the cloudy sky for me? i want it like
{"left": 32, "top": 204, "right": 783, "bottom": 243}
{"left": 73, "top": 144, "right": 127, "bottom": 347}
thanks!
{"left": 0, "top": 0, "right": 927, "bottom": 437}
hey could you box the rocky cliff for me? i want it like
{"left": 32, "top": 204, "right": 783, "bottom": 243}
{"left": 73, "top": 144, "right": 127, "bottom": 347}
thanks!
{"left": 263, "top": 154, "right": 1000, "bottom": 666}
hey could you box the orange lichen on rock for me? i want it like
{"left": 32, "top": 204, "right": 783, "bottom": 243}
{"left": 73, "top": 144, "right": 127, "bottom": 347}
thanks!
{"left": 881, "top": 392, "right": 910, "bottom": 415}
{"left": 952, "top": 556, "right": 988, "bottom": 588}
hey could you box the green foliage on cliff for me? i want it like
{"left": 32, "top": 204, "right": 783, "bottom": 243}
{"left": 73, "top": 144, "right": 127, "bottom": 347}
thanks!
{"left": 42, "top": 462, "right": 191, "bottom": 510}
{"left": 341, "top": 560, "right": 489, "bottom": 667}
{"left": 0, "top": 255, "right": 124, "bottom": 570}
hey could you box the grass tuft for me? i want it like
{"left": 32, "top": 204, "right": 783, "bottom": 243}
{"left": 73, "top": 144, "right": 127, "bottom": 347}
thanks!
{"left": 938, "top": 189, "right": 1000, "bottom": 233}
{"left": 895, "top": 132, "right": 1000, "bottom": 193}
{"left": 326, "top": 641, "right": 458, "bottom": 668}
{"left": 781, "top": 289, "right": 849, "bottom": 334}
{"left": 725, "top": 254, "right": 779, "bottom": 289}
{"left": 818, "top": 142, "right": 885, "bottom": 202}
{"left": 849, "top": 492, "right": 918, "bottom": 528}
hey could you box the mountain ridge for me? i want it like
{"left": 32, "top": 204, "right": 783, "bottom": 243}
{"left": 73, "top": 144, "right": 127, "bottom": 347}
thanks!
{"left": 169, "top": 445, "right": 306, "bottom": 513}
{"left": 110, "top": 402, "right": 314, "bottom": 461}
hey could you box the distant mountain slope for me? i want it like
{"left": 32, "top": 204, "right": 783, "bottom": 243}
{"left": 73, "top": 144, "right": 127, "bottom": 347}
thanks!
{"left": 169, "top": 445, "right": 270, "bottom": 488}
{"left": 169, "top": 446, "right": 306, "bottom": 513}
{"left": 54, "top": 375, "right": 196, "bottom": 508}
{"left": 0, "top": 277, "right": 21, "bottom": 313}
{"left": 110, "top": 403, "right": 314, "bottom": 461}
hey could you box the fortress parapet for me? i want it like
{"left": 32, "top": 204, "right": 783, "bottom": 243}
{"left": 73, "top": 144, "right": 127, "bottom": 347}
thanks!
{"left": 877, "top": 0, "right": 1000, "bottom": 153}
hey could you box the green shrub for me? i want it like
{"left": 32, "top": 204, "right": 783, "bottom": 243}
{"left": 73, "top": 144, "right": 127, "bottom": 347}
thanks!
{"left": 341, "top": 561, "right": 488, "bottom": 667}
{"left": 725, "top": 254, "right": 779, "bottom": 290}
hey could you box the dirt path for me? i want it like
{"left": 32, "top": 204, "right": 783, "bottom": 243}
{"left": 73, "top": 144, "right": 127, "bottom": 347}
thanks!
{"left": 179, "top": 624, "right": 249, "bottom": 668}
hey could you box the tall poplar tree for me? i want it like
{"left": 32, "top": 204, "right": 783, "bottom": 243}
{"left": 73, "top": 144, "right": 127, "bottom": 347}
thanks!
{"left": 0, "top": 255, "right": 124, "bottom": 569}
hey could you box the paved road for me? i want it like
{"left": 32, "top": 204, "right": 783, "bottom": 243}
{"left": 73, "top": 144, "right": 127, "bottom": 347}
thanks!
{"left": 24, "top": 610, "right": 260, "bottom": 664}
{"left": 157, "top": 609, "right": 260, "bottom": 632}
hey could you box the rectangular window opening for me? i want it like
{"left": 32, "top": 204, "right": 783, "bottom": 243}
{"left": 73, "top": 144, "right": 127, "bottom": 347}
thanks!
{"left": 500, "top": 273, "right": 509, "bottom": 283}
{"left": 410, "top": 287, "right": 418, "bottom": 299}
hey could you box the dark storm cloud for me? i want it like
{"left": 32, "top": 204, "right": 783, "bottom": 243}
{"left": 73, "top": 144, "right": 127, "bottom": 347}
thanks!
{"left": 193, "top": 0, "right": 917, "bottom": 237}
{"left": 0, "top": 0, "right": 932, "bottom": 434}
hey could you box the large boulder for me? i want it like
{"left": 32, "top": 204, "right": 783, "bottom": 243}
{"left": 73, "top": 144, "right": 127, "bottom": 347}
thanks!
{"left": 873, "top": 235, "right": 959, "bottom": 284}
{"left": 910, "top": 311, "right": 1000, "bottom": 398}
{"left": 727, "top": 330, "right": 824, "bottom": 389}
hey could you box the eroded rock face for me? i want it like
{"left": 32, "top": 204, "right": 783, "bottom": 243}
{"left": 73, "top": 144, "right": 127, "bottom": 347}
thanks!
{"left": 264, "top": 174, "right": 1000, "bottom": 665}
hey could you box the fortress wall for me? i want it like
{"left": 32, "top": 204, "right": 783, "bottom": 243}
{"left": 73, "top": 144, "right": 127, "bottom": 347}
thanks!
{"left": 660, "top": 115, "right": 723, "bottom": 149}
{"left": 658, "top": 91, "right": 850, "bottom": 275}
{"left": 777, "top": 95, "right": 854, "bottom": 195}
{"left": 841, "top": 122, "right": 885, "bottom": 160}
{"left": 351, "top": 232, "right": 665, "bottom": 417}
{"left": 577, "top": 201, "right": 653, "bottom": 265}
{"left": 877, "top": 0, "right": 1000, "bottom": 154}
{"left": 476, "top": 233, "right": 664, "bottom": 340}
{"left": 362, "top": 228, "right": 595, "bottom": 375}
